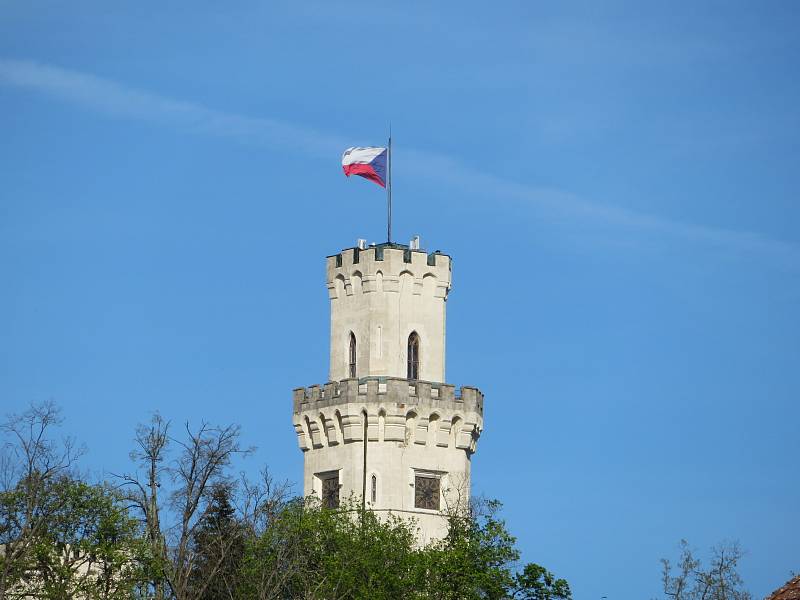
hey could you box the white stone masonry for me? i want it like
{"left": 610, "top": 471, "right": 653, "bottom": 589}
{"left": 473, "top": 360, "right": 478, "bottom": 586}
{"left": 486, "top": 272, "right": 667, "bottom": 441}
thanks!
{"left": 292, "top": 242, "right": 484, "bottom": 544}
{"left": 327, "top": 245, "right": 451, "bottom": 383}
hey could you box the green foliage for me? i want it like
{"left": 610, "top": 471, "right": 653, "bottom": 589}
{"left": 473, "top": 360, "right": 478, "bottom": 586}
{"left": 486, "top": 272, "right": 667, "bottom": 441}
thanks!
{"left": 421, "top": 499, "right": 517, "bottom": 599}
{"left": 1, "top": 477, "right": 150, "bottom": 600}
{"left": 239, "top": 497, "right": 422, "bottom": 600}
{"left": 512, "top": 563, "right": 573, "bottom": 600}
{"left": 421, "top": 500, "right": 571, "bottom": 600}
{"left": 286, "top": 503, "right": 419, "bottom": 599}
{"left": 237, "top": 497, "right": 571, "bottom": 600}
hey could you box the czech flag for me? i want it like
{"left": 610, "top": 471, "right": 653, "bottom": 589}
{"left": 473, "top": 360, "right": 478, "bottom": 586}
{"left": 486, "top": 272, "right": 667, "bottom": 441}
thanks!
{"left": 341, "top": 146, "right": 388, "bottom": 188}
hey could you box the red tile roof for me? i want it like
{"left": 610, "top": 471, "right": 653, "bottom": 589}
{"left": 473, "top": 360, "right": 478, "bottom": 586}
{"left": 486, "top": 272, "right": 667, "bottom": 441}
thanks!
{"left": 767, "top": 575, "right": 800, "bottom": 600}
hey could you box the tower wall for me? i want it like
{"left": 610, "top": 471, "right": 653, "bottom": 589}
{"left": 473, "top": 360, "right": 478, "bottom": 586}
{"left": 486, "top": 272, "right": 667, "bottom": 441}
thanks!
{"left": 326, "top": 245, "right": 451, "bottom": 383}
{"left": 292, "top": 378, "right": 483, "bottom": 544}
{"left": 293, "top": 241, "right": 482, "bottom": 544}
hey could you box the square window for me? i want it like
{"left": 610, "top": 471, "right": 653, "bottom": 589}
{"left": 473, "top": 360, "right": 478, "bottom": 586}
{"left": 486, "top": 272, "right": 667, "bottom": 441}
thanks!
{"left": 414, "top": 474, "right": 440, "bottom": 510}
{"left": 321, "top": 473, "right": 340, "bottom": 509}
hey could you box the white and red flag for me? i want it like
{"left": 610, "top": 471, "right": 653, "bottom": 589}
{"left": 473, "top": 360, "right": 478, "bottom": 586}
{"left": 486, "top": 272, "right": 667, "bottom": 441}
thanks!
{"left": 341, "top": 146, "right": 388, "bottom": 188}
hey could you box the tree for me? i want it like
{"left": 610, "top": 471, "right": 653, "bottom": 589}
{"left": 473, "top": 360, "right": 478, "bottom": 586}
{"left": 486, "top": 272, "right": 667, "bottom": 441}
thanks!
{"left": 422, "top": 499, "right": 571, "bottom": 600}
{"left": 0, "top": 402, "right": 83, "bottom": 600}
{"left": 233, "top": 472, "right": 306, "bottom": 600}
{"left": 0, "top": 403, "right": 149, "bottom": 600}
{"left": 660, "top": 539, "right": 751, "bottom": 600}
{"left": 422, "top": 499, "right": 517, "bottom": 599}
{"left": 237, "top": 496, "right": 571, "bottom": 600}
{"left": 511, "top": 563, "right": 573, "bottom": 600}
{"left": 18, "top": 479, "right": 148, "bottom": 600}
{"left": 239, "top": 496, "right": 423, "bottom": 600}
{"left": 188, "top": 483, "right": 245, "bottom": 600}
{"left": 117, "top": 414, "right": 252, "bottom": 600}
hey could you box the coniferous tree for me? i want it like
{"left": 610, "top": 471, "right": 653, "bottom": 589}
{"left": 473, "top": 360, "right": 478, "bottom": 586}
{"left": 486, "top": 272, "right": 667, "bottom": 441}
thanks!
{"left": 189, "top": 483, "right": 245, "bottom": 600}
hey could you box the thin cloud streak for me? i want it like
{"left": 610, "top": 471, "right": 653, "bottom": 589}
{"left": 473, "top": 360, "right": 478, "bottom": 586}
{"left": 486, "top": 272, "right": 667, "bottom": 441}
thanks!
{"left": 2, "top": 58, "right": 797, "bottom": 267}
{"left": 0, "top": 58, "right": 344, "bottom": 158}
{"left": 403, "top": 150, "right": 800, "bottom": 266}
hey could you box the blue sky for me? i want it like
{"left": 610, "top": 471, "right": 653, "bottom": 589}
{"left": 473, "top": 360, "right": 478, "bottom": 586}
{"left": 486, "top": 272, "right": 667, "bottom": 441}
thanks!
{"left": 1, "top": 1, "right": 799, "bottom": 597}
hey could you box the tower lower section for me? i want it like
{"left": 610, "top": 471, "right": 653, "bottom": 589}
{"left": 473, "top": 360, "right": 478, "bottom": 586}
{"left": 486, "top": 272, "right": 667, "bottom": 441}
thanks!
{"left": 292, "top": 377, "right": 484, "bottom": 544}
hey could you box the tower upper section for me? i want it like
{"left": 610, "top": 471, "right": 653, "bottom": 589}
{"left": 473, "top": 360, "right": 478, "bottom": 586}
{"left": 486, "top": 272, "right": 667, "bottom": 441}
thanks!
{"left": 327, "top": 241, "right": 451, "bottom": 383}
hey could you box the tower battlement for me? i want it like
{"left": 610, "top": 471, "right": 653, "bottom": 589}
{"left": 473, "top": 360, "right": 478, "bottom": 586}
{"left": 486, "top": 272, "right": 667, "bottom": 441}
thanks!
{"left": 293, "top": 377, "right": 483, "bottom": 415}
{"left": 292, "top": 377, "right": 483, "bottom": 454}
{"left": 326, "top": 243, "right": 451, "bottom": 300}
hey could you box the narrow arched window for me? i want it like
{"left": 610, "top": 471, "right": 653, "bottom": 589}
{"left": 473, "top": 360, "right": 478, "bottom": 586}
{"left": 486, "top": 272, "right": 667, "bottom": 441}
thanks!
{"left": 349, "top": 333, "right": 357, "bottom": 378}
{"left": 371, "top": 474, "right": 377, "bottom": 504}
{"left": 407, "top": 332, "right": 420, "bottom": 380}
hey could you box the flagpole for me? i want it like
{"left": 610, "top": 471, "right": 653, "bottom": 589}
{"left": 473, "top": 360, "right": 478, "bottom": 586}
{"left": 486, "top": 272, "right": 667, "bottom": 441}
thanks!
{"left": 387, "top": 126, "right": 392, "bottom": 243}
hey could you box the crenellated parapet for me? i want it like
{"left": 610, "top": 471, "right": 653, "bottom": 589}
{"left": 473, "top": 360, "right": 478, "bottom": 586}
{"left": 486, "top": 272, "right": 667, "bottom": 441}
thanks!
{"left": 326, "top": 243, "right": 451, "bottom": 300}
{"left": 292, "top": 377, "right": 483, "bottom": 455}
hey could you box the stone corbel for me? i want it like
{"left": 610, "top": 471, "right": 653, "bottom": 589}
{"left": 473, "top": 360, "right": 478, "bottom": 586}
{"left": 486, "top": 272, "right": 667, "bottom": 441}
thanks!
{"left": 293, "top": 421, "right": 309, "bottom": 451}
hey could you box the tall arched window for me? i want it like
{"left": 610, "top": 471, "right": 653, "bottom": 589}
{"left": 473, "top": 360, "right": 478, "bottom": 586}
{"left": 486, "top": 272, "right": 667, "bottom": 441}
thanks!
{"left": 370, "top": 474, "right": 377, "bottom": 504}
{"left": 349, "top": 332, "right": 357, "bottom": 378}
{"left": 407, "top": 332, "right": 420, "bottom": 380}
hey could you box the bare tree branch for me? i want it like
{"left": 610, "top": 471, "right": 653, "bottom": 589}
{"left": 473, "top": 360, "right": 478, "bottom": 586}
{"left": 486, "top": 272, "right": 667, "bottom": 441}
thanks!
{"left": 0, "top": 401, "right": 85, "bottom": 600}
{"left": 114, "top": 414, "right": 253, "bottom": 600}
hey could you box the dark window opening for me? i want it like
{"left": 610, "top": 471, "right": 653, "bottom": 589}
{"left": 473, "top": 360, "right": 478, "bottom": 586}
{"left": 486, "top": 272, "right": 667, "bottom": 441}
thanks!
{"left": 322, "top": 474, "right": 340, "bottom": 509}
{"left": 349, "top": 333, "right": 357, "bottom": 378}
{"left": 414, "top": 475, "right": 440, "bottom": 510}
{"left": 370, "top": 474, "right": 377, "bottom": 504}
{"left": 407, "top": 332, "right": 420, "bottom": 380}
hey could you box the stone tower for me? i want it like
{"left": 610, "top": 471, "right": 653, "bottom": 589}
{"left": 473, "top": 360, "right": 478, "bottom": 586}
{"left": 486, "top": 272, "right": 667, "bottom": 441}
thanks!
{"left": 292, "top": 240, "right": 484, "bottom": 543}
